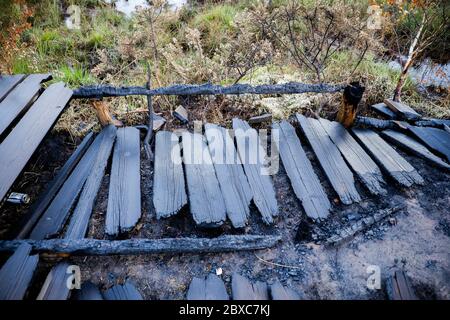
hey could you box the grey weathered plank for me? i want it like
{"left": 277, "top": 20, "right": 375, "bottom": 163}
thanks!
{"left": 29, "top": 128, "right": 106, "bottom": 240}
{"left": 0, "top": 73, "right": 52, "bottom": 136}
{"left": 0, "top": 243, "right": 39, "bottom": 300}
{"left": 103, "top": 281, "right": 143, "bottom": 300}
{"left": 270, "top": 280, "right": 300, "bottom": 300}
{"left": 386, "top": 270, "right": 418, "bottom": 300}
{"left": 232, "top": 273, "right": 269, "bottom": 300}
{"left": 182, "top": 131, "right": 226, "bottom": 227}
{"left": 153, "top": 131, "right": 187, "bottom": 219}
{"left": 370, "top": 102, "right": 397, "bottom": 119}
{"left": 444, "top": 124, "right": 450, "bottom": 134}
{"left": 0, "top": 74, "right": 25, "bottom": 102}
{"left": 272, "top": 121, "right": 330, "bottom": 219}
{"left": 65, "top": 125, "right": 117, "bottom": 239}
{"left": 232, "top": 118, "right": 278, "bottom": 224}
{"left": 204, "top": 123, "right": 252, "bottom": 228}
{"left": 352, "top": 129, "right": 424, "bottom": 187}
{"left": 384, "top": 98, "right": 421, "bottom": 121}
{"left": 37, "top": 262, "right": 71, "bottom": 300}
{"left": 75, "top": 282, "right": 104, "bottom": 300}
{"left": 105, "top": 127, "right": 141, "bottom": 236}
{"left": 16, "top": 132, "right": 94, "bottom": 239}
{"left": 381, "top": 129, "right": 450, "bottom": 171}
{"left": 319, "top": 118, "right": 386, "bottom": 195}
{"left": 0, "top": 82, "right": 72, "bottom": 202}
{"left": 296, "top": 114, "right": 361, "bottom": 204}
{"left": 408, "top": 126, "right": 450, "bottom": 162}
{"left": 187, "top": 273, "right": 229, "bottom": 300}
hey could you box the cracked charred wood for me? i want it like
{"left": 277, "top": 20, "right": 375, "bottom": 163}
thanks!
{"left": 73, "top": 82, "right": 346, "bottom": 98}
{"left": 354, "top": 117, "right": 403, "bottom": 130}
{"left": 0, "top": 235, "right": 282, "bottom": 255}
{"left": 325, "top": 206, "right": 404, "bottom": 246}
{"left": 335, "top": 82, "right": 365, "bottom": 128}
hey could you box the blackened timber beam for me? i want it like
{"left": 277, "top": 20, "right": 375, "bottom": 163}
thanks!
{"left": 0, "top": 235, "right": 282, "bottom": 255}
{"left": 73, "top": 82, "right": 346, "bottom": 98}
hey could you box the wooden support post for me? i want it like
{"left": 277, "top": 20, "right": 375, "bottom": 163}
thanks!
{"left": 92, "top": 100, "right": 122, "bottom": 127}
{"left": 336, "top": 82, "right": 365, "bottom": 128}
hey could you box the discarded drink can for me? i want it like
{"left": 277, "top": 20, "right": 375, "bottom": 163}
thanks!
{"left": 6, "top": 192, "right": 30, "bottom": 205}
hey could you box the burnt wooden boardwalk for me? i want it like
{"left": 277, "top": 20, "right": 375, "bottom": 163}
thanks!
{"left": 231, "top": 273, "right": 269, "bottom": 300}
{"left": 296, "top": 114, "right": 361, "bottom": 204}
{"left": 408, "top": 126, "right": 450, "bottom": 162}
{"left": 384, "top": 99, "right": 421, "bottom": 121}
{"left": 370, "top": 102, "right": 397, "bottom": 119}
{"left": 103, "top": 281, "right": 143, "bottom": 300}
{"left": 37, "top": 262, "right": 71, "bottom": 300}
{"left": 153, "top": 131, "right": 187, "bottom": 218}
{"left": 270, "top": 280, "right": 300, "bottom": 300}
{"left": 319, "top": 118, "right": 386, "bottom": 195}
{"left": 381, "top": 129, "right": 450, "bottom": 171}
{"left": 0, "top": 74, "right": 25, "bottom": 102}
{"left": 187, "top": 273, "right": 229, "bottom": 300}
{"left": 182, "top": 131, "right": 226, "bottom": 227}
{"left": 273, "top": 120, "right": 330, "bottom": 219}
{"left": 106, "top": 127, "right": 141, "bottom": 236}
{"left": 353, "top": 129, "right": 424, "bottom": 187}
{"left": 233, "top": 118, "right": 278, "bottom": 224}
{"left": 204, "top": 123, "right": 252, "bottom": 228}
{"left": 0, "top": 82, "right": 72, "bottom": 203}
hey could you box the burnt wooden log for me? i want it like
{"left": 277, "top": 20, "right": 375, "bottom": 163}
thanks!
{"left": 0, "top": 82, "right": 72, "bottom": 203}
{"left": 325, "top": 206, "right": 404, "bottom": 245}
{"left": 232, "top": 273, "right": 269, "bottom": 300}
{"left": 92, "top": 100, "right": 123, "bottom": 127}
{"left": 296, "top": 114, "right": 361, "bottom": 204}
{"left": 0, "top": 73, "right": 52, "bottom": 136}
{"left": 0, "top": 243, "right": 39, "bottom": 300}
{"left": 73, "top": 82, "right": 346, "bottom": 98}
{"left": 105, "top": 127, "right": 141, "bottom": 236}
{"left": 0, "top": 235, "right": 282, "bottom": 255}
{"left": 335, "top": 82, "right": 365, "bottom": 128}
{"left": 187, "top": 273, "right": 229, "bottom": 300}
{"left": 15, "top": 132, "right": 94, "bottom": 239}
{"left": 65, "top": 125, "right": 117, "bottom": 239}
{"left": 272, "top": 120, "right": 330, "bottom": 219}
{"left": 415, "top": 119, "right": 450, "bottom": 128}
{"left": 354, "top": 117, "right": 400, "bottom": 130}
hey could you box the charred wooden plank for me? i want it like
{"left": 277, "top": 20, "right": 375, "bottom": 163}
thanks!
{"left": 74, "top": 282, "right": 103, "bottom": 300}
{"left": 0, "top": 82, "right": 72, "bottom": 202}
{"left": 386, "top": 270, "right": 418, "bottom": 300}
{"left": 408, "top": 126, "right": 450, "bottom": 162}
{"left": 0, "top": 73, "right": 52, "bottom": 136}
{"left": 204, "top": 123, "right": 252, "bottom": 228}
{"left": 29, "top": 128, "right": 107, "bottom": 240}
{"left": 233, "top": 118, "right": 278, "bottom": 224}
{"left": 370, "top": 102, "right": 397, "bottom": 119}
{"left": 232, "top": 273, "right": 269, "bottom": 300}
{"left": 319, "top": 118, "right": 386, "bottom": 195}
{"left": 384, "top": 98, "right": 421, "bottom": 121}
{"left": 381, "top": 130, "right": 450, "bottom": 171}
{"left": 103, "top": 281, "right": 143, "bottom": 300}
{"left": 0, "top": 235, "right": 282, "bottom": 255}
{"left": 153, "top": 131, "right": 187, "bottom": 219}
{"left": 16, "top": 132, "right": 94, "bottom": 239}
{"left": 187, "top": 273, "right": 229, "bottom": 300}
{"left": 0, "top": 74, "right": 25, "bottom": 102}
{"left": 270, "top": 280, "right": 300, "bottom": 300}
{"left": 0, "top": 243, "right": 39, "bottom": 300}
{"left": 37, "top": 262, "right": 71, "bottom": 300}
{"left": 352, "top": 129, "right": 424, "bottom": 187}
{"left": 182, "top": 131, "right": 226, "bottom": 227}
{"left": 296, "top": 114, "right": 361, "bottom": 204}
{"left": 105, "top": 127, "right": 141, "bottom": 236}
{"left": 66, "top": 125, "right": 117, "bottom": 239}
{"left": 272, "top": 121, "right": 330, "bottom": 219}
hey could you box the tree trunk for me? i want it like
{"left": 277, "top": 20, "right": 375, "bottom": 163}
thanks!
{"left": 92, "top": 100, "right": 123, "bottom": 127}
{"left": 336, "top": 82, "right": 365, "bottom": 128}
